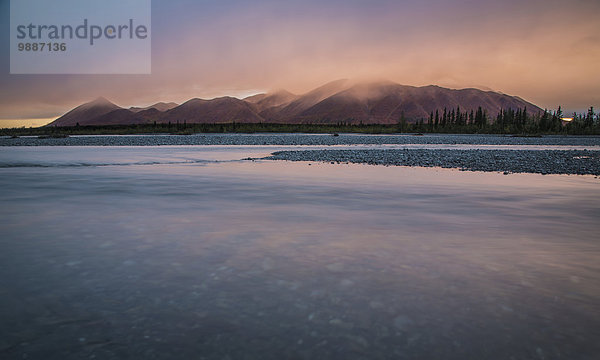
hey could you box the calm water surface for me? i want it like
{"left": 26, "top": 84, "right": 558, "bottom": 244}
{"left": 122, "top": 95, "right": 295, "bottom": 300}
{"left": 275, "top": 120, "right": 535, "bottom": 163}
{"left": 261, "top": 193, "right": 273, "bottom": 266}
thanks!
{"left": 1, "top": 146, "right": 599, "bottom": 359}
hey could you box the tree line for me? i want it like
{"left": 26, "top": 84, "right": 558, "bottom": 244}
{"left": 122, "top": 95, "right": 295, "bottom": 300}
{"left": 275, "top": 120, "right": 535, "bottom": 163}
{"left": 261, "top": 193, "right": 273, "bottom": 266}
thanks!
{"left": 2, "top": 106, "right": 599, "bottom": 136}
{"left": 407, "top": 106, "right": 600, "bottom": 135}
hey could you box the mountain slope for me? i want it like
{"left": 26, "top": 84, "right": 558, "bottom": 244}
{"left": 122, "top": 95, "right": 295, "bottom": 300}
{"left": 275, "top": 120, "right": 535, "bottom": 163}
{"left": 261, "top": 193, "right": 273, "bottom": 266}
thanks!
{"left": 130, "top": 102, "right": 179, "bottom": 113}
{"left": 270, "top": 79, "right": 352, "bottom": 122}
{"left": 285, "top": 82, "right": 542, "bottom": 124}
{"left": 245, "top": 90, "right": 298, "bottom": 112}
{"left": 49, "top": 97, "right": 121, "bottom": 126}
{"left": 162, "top": 97, "right": 265, "bottom": 124}
{"left": 50, "top": 80, "right": 543, "bottom": 126}
{"left": 86, "top": 109, "right": 164, "bottom": 125}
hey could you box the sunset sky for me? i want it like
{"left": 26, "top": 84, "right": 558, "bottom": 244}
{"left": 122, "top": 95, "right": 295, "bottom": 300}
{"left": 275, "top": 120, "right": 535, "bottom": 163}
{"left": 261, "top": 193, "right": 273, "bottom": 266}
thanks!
{"left": 1, "top": 0, "right": 599, "bottom": 126}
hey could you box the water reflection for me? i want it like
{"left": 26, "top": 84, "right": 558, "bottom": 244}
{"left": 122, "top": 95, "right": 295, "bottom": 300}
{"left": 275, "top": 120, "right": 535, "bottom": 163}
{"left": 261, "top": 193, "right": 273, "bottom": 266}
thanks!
{"left": 0, "top": 148, "right": 599, "bottom": 359}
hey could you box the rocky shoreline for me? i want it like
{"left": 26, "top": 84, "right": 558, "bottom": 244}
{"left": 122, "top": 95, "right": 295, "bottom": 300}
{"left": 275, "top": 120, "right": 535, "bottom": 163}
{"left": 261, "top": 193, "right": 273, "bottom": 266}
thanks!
{"left": 264, "top": 149, "right": 600, "bottom": 175}
{"left": 2, "top": 133, "right": 600, "bottom": 147}
{"left": 3, "top": 134, "right": 599, "bottom": 175}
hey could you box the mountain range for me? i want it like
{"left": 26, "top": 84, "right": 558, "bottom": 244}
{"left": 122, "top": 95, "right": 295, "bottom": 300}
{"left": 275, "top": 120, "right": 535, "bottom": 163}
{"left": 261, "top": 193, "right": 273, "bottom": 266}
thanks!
{"left": 48, "top": 80, "right": 542, "bottom": 126}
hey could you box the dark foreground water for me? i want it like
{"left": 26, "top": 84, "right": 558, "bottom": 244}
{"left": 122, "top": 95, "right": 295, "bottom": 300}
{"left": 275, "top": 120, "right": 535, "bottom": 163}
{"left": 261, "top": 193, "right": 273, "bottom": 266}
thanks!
{"left": 1, "top": 146, "right": 599, "bottom": 359}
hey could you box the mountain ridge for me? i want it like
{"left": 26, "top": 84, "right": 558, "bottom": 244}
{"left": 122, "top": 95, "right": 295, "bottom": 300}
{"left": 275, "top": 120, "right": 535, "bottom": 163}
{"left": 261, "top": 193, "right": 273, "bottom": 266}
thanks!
{"left": 130, "top": 102, "right": 179, "bottom": 113}
{"left": 48, "top": 80, "right": 543, "bottom": 126}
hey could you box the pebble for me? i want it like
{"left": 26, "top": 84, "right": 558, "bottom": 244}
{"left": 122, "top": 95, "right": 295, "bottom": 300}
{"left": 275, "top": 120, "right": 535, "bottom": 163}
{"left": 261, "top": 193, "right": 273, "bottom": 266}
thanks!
{"left": 369, "top": 301, "right": 384, "bottom": 309}
{"left": 261, "top": 258, "right": 274, "bottom": 271}
{"left": 266, "top": 149, "right": 600, "bottom": 175}
{"left": 329, "top": 319, "right": 354, "bottom": 330}
{"left": 340, "top": 279, "right": 354, "bottom": 287}
{"left": 3, "top": 134, "right": 599, "bottom": 175}
{"left": 3, "top": 133, "right": 599, "bottom": 147}
{"left": 326, "top": 263, "right": 344, "bottom": 272}
{"left": 393, "top": 315, "right": 413, "bottom": 331}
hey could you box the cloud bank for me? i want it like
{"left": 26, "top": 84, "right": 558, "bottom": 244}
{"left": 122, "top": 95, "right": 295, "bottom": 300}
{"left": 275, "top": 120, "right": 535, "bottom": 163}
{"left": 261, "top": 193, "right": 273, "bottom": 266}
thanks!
{"left": 1, "top": 0, "right": 599, "bottom": 122}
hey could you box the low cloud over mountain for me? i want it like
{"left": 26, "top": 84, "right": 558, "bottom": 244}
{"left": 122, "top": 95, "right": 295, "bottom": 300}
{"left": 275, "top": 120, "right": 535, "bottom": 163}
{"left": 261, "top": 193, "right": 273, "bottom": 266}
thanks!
{"left": 49, "top": 80, "right": 542, "bottom": 126}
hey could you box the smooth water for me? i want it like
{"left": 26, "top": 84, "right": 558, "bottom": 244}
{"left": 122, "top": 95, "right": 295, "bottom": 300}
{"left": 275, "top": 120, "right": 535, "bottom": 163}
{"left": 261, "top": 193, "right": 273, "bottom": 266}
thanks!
{"left": 1, "top": 146, "right": 599, "bottom": 359}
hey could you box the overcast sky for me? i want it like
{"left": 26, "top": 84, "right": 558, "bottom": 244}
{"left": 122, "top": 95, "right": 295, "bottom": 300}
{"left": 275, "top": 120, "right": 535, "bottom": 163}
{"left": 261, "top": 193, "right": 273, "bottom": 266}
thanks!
{"left": 1, "top": 0, "right": 599, "bottom": 124}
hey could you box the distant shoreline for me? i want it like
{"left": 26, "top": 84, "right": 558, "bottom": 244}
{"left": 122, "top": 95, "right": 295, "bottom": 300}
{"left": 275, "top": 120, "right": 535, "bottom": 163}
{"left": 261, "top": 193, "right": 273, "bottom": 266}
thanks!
{"left": 3, "top": 133, "right": 600, "bottom": 147}
{"left": 2, "top": 122, "right": 599, "bottom": 136}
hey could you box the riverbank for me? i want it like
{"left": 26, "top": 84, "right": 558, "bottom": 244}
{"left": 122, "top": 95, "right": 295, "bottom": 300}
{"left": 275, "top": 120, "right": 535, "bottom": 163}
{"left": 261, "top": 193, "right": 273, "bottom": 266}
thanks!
{"left": 2, "top": 133, "right": 600, "bottom": 147}
{"left": 264, "top": 149, "right": 600, "bottom": 175}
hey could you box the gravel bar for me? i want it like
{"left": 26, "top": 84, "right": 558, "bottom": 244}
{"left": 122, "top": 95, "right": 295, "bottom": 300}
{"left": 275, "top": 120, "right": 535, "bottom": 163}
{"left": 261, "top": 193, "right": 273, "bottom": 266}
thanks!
{"left": 264, "top": 149, "right": 600, "bottom": 175}
{"left": 2, "top": 134, "right": 600, "bottom": 147}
